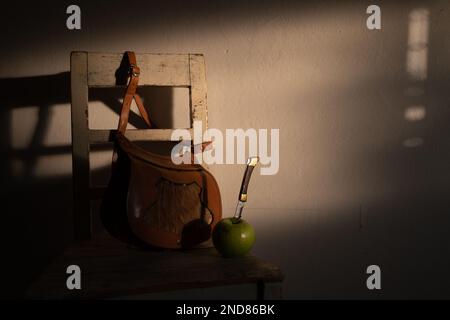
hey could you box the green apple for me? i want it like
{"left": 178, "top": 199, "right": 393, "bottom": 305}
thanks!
{"left": 212, "top": 217, "right": 255, "bottom": 258}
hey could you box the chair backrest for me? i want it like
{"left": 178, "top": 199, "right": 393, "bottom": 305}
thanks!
{"left": 70, "top": 52, "right": 208, "bottom": 241}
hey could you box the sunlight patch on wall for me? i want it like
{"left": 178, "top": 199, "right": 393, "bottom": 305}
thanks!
{"left": 88, "top": 100, "right": 125, "bottom": 130}
{"left": 10, "top": 106, "right": 39, "bottom": 149}
{"left": 402, "top": 8, "right": 429, "bottom": 150}
{"left": 404, "top": 105, "right": 426, "bottom": 122}
{"left": 406, "top": 8, "right": 429, "bottom": 81}
{"left": 33, "top": 154, "right": 72, "bottom": 178}
{"left": 88, "top": 87, "right": 190, "bottom": 130}
{"left": 42, "top": 104, "right": 72, "bottom": 146}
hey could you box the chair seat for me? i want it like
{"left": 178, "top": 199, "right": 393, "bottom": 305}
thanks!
{"left": 26, "top": 233, "right": 283, "bottom": 299}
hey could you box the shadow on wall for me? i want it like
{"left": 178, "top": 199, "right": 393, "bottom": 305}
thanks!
{"left": 0, "top": 69, "right": 176, "bottom": 298}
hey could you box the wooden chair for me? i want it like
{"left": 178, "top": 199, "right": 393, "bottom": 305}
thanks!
{"left": 26, "top": 52, "right": 283, "bottom": 299}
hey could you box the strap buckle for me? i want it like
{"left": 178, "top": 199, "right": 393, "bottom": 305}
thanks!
{"left": 129, "top": 64, "right": 140, "bottom": 77}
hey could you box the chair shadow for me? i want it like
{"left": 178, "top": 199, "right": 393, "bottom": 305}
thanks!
{"left": 0, "top": 66, "right": 175, "bottom": 298}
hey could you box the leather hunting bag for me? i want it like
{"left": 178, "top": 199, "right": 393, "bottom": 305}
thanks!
{"left": 100, "top": 52, "right": 222, "bottom": 249}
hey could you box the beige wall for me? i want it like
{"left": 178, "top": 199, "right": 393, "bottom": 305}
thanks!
{"left": 1, "top": 0, "right": 450, "bottom": 298}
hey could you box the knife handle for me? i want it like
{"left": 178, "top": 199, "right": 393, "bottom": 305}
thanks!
{"left": 238, "top": 157, "right": 259, "bottom": 202}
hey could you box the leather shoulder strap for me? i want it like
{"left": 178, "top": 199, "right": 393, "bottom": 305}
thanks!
{"left": 116, "top": 51, "right": 211, "bottom": 160}
{"left": 118, "top": 51, "right": 153, "bottom": 134}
